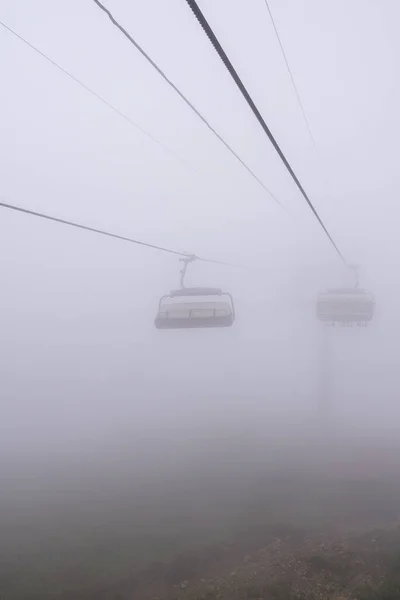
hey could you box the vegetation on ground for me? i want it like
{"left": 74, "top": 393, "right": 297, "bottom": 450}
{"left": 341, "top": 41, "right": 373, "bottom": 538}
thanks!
{"left": 2, "top": 475, "right": 400, "bottom": 599}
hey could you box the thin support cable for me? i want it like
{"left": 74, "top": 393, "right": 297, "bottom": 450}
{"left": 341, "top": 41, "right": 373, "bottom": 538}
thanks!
{"left": 0, "top": 200, "right": 243, "bottom": 268}
{"left": 263, "top": 0, "right": 315, "bottom": 146}
{"left": 92, "top": 0, "right": 287, "bottom": 212}
{"left": 0, "top": 20, "right": 193, "bottom": 170}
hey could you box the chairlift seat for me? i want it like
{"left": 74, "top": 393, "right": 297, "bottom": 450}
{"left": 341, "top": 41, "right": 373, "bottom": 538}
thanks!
{"left": 155, "top": 293, "right": 235, "bottom": 329}
{"left": 317, "top": 288, "right": 375, "bottom": 324}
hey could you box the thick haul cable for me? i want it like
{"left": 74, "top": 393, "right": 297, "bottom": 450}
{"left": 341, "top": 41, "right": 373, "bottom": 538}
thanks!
{"left": 183, "top": 0, "right": 346, "bottom": 264}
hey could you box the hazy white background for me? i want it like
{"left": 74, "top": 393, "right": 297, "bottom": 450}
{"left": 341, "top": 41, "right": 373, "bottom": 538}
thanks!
{"left": 1, "top": 0, "right": 400, "bottom": 471}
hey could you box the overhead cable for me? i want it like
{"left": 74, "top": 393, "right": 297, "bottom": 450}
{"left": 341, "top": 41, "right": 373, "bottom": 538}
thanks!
{"left": 0, "top": 20, "right": 192, "bottom": 170}
{"left": 0, "top": 200, "right": 242, "bottom": 268}
{"left": 92, "top": 0, "right": 287, "bottom": 212}
{"left": 183, "top": 0, "right": 345, "bottom": 264}
{"left": 263, "top": 0, "right": 315, "bottom": 146}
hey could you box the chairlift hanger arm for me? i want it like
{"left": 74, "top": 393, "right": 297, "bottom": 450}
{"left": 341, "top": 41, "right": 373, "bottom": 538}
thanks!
{"left": 349, "top": 265, "right": 360, "bottom": 288}
{"left": 179, "top": 254, "right": 196, "bottom": 288}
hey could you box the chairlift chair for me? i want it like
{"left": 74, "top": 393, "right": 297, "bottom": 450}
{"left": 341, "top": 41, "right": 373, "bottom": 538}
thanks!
{"left": 154, "top": 256, "right": 235, "bottom": 329}
{"left": 316, "top": 287, "right": 375, "bottom": 326}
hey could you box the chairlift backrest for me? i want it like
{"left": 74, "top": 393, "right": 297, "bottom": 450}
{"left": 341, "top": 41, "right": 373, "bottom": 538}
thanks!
{"left": 170, "top": 287, "right": 222, "bottom": 297}
{"left": 316, "top": 287, "right": 375, "bottom": 325}
{"left": 327, "top": 287, "right": 366, "bottom": 294}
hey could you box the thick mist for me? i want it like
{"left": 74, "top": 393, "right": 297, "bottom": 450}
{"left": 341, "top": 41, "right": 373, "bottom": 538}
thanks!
{"left": 2, "top": 1, "right": 400, "bottom": 599}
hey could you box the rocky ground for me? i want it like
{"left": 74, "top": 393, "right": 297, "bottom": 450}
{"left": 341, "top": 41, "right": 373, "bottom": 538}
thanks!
{"left": 60, "top": 523, "right": 400, "bottom": 600}
{"left": 6, "top": 464, "right": 400, "bottom": 600}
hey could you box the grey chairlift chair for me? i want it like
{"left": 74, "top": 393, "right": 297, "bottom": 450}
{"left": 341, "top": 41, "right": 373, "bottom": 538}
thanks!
{"left": 316, "top": 266, "right": 375, "bottom": 326}
{"left": 155, "top": 255, "right": 235, "bottom": 329}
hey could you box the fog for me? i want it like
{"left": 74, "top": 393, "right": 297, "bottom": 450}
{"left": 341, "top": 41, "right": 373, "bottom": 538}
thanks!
{"left": 1, "top": 1, "right": 400, "bottom": 598}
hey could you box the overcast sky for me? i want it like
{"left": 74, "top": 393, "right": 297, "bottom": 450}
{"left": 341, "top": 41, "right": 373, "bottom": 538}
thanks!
{"left": 1, "top": 0, "right": 400, "bottom": 462}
